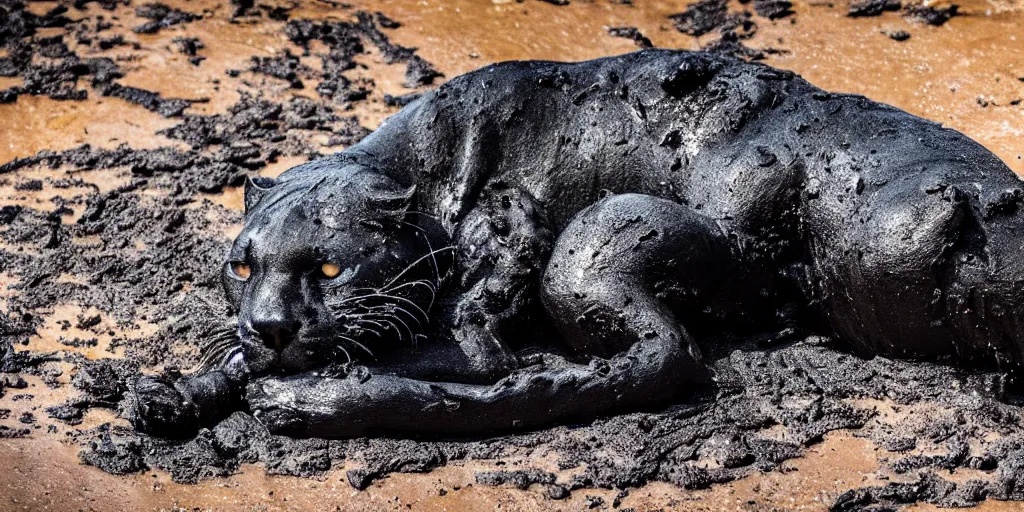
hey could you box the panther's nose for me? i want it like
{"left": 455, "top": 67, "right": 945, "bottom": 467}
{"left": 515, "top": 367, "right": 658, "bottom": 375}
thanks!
{"left": 251, "top": 316, "right": 298, "bottom": 353}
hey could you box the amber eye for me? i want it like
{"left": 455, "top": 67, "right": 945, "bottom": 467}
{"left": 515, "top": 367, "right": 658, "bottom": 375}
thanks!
{"left": 229, "top": 262, "right": 251, "bottom": 281}
{"left": 320, "top": 262, "right": 342, "bottom": 279}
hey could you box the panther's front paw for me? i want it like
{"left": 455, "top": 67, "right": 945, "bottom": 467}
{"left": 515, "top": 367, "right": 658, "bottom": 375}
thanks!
{"left": 246, "top": 374, "right": 377, "bottom": 438}
{"left": 452, "top": 324, "right": 521, "bottom": 383}
{"left": 129, "top": 375, "right": 197, "bottom": 437}
{"left": 474, "top": 349, "right": 520, "bottom": 381}
{"left": 246, "top": 378, "right": 304, "bottom": 435}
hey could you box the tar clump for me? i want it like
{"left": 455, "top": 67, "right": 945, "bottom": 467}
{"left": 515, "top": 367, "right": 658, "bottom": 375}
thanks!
{"left": 667, "top": 0, "right": 786, "bottom": 60}
{"left": 133, "top": 3, "right": 201, "bottom": 34}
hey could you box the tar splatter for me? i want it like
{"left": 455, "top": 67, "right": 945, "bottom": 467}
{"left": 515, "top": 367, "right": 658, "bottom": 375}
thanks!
{"left": 882, "top": 28, "right": 912, "bottom": 41}
{"left": 848, "top": 0, "right": 903, "bottom": 16}
{"left": 666, "top": 0, "right": 786, "bottom": 60}
{"left": 845, "top": 0, "right": 960, "bottom": 24}
{"left": 132, "top": 3, "right": 201, "bottom": 34}
{"left": 669, "top": 0, "right": 730, "bottom": 37}
{"left": 0, "top": 2, "right": 202, "bottom": 110}
{"left": 902, "top": 2, "right": 959, "bottom": 25}
{"left": 607, "top": 26, "right": 654, "bottom": 48}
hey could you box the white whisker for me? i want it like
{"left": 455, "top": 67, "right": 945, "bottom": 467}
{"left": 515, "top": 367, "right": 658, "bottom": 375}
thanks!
{"left": 400, "top": 220, "right": 428, "bottom": 235}
{"left": 350, "top": 303, "right": 425, "bottom": 330}
{"left": 382, "top": 309, "right": 416, "bottom": 342}
{"left": 328, "top": 291, "right": 391, "bottom": 307}
{"left": 387, "top": 303, "right": 425, "bottom": 329}
{"left": 372, "top": 293, "right": 430, "bottom": 322}
{"left": 424, "top": 235, "right": 442, "bottom": 289}
{"left": 351, "top": 318, "right": 387, "bottom": 336}
{"left": 337, "top": 335, "right": 376, "bottom": 359}
{"left": 334, "top": 344, "right": 353, "bottom": 364}
{"left": 379, "top": 245, "right": 455, "bottom": 290}
{"left": 385, "top": 279, "right": 437, "bottom": 297}
{"left": 351, "top": 312, "right": 409, "bottom": 343}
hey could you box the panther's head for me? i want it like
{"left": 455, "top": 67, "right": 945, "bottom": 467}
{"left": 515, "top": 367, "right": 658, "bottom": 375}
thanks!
{"left": 221, "top": 162, "right": 453, "bottom": 374}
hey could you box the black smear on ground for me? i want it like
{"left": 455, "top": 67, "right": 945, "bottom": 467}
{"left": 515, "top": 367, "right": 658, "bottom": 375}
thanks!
{"left": 230, "top": 0, "right": 255, "bottom": 18}
{"left": 0, "top": 3, "right": 203, "bottom": 111}
{"left": 845, "top": 0, "right": 959, "bottom": 24}
{"left": 607, "top": 26, "right": 654, "bottom": 48}
{"left": 375, "top": 11, "right": 401, "bottom": 29}
{"left": 102, "top": 84, "right": 206, "bottom": 117}
{"left": 848, "top": 0, "right": 902, "bottom": 16}
{"left": 475, "top": 469, "right": 570, "bottom": 499}
{"left": 172, "top": 36, "right": 206, "bottom": 65}
{"left": 73, "top": 0, "right": 130, "bottom": 10}
{"left": 667, "top": 0, "right": 785, "bottom": 60}
{"left": 133, "top": 3, "right": 201, "bottom": 34}
{"left": 753, "top": 0, "right": 793, "bottom": 19}
{"left": 249, "top": 50, "right": 309, "bottom": 89}
{"left": 902, "top": 2, "right": 959, "bottom": 25}
{"left": 284, "top": 12, "right": 442, "bottom": 98}
{"left": 404, "top": 55, "right": 443, "bottom": 88}
{"left": 669, "top": 0, "right": 729, "bottom": 36}
{"left": 703, "top": 31, "right": 786, "bottom": 61}
{"left": 883, "top": 28, "right": 911, "bottom": 41}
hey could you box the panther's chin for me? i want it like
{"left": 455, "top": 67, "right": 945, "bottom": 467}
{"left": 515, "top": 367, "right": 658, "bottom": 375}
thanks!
{"left": 239, "top": 340, "right": 279, "bottom": 374}
{"left": 245, "top": 335, "right": 360, "bottom": 375}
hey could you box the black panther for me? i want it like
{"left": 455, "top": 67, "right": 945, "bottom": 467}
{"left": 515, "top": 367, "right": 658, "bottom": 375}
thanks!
{"left": 131, "top": 49, "right": 1024, "bottom": 438}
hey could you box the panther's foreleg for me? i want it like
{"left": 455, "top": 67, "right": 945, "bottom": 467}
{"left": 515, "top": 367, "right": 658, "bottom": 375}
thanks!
{"left": 430, "top": 183, "right": 555, "bottom": 382}
{"left": 246, "top": 332, "right": 684, "bottom": 437}
{"left": 129, "top": 330, "right": 250, "bottom": 437}
{"left": 248, "top": 194, "right": 738, "bottom": 437}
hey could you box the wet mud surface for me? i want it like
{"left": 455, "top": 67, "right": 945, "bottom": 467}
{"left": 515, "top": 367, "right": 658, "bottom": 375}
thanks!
{"left": 1, "top": 0, "right": 1023, "bottom": 510}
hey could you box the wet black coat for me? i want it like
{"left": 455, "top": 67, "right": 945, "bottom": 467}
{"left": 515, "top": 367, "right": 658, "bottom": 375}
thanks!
{"left": 335, "top": 48, "right": 1024, "bottom": 366}
{"left": 132, "top": 49, "right": 1024, "bottom": 439}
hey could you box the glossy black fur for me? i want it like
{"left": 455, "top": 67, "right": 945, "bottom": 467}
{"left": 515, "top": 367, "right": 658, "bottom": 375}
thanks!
{"left": 131, "top": 49, "right": 1024, "bottom": 438}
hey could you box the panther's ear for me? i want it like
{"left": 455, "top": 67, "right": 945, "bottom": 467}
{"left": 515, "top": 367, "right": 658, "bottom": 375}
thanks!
{"left": 244, "top": 176, "right": 278, "bottom": 213}
{"left": 365, "top": 183, "right": 416, "bottom": 226}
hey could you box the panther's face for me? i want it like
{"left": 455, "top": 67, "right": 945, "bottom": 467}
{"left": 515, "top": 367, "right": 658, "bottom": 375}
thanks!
{"left": 221, "top": 166, "right": 452, "bottom": 374}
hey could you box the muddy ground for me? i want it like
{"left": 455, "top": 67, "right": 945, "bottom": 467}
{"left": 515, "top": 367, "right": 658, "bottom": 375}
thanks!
{"left": 1, "top": 0, "right": 1023, "bottom": 510}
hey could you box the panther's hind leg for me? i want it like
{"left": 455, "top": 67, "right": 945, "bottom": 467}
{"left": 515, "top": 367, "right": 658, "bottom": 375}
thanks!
{"left": 541, "top": 193, "right": 739, "bottom": 370}
{"left": 248, "top": 194, "right": 751, "bottom": 437}
{"left": 812, "top": 176, "right": 987, "bottom": 361}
